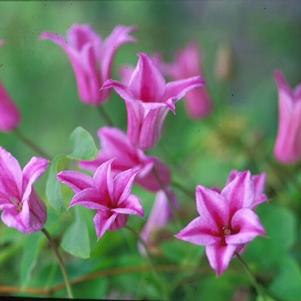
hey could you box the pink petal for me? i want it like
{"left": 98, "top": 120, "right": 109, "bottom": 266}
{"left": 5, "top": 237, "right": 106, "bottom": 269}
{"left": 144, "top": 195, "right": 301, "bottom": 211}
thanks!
{"left": 221, "top": 171, "right": 254, "bottom": 214}
{"left": 113, "top": 169, "right": 137, "bottom": 202}
{"left": 175, "top": 216, "right": 220, "bottom": 246}
{"left": 113, "top": 194, "right": 144, "bottom": 216}
{"left": 22, "top": 157, "right": 49, "bottom": 201}
{"left": 163, "top": 76, "right": 205, "bottom": 112}
{"left": 119, "top": 65, "right": 134, "bottom": 85}
{"left": 57, "top": 170, "right": 93, "bottom": 193}
{"left": 93, "top": 210, "right": 117, "bottom": 238}
{"left": 1, "top": 208, "right": 27, "bottom": 233}
{"left": 0, "top": 82, "right": 21, "bottom": 132}
{"left": 196, "top": 185, "right": 229, "bottom": 229}
{"left": 101, "top": 25, "right": 136, "bottom": 80}
{"left": 128, "top": 53, "right": 166, "bottom": 101}
{"left": 205, "top": 244, "right": 237, "bottom": 276}
{"left": 226, "top": 208, "right": 266, "bottom": 245}
{"left": 93, "top": 160, "right": 114, "bottom": 199}
{"left": 69, "top": 188, "right": 104, "bottom": 210}
{"left": 0, "top": 147, "right": 22, "bottom": 198}
{"left": 252, "top": 173, "right": 267, "bottom": 207}
{"left": 0, "top": 190, "right": 14, "bottom": 210}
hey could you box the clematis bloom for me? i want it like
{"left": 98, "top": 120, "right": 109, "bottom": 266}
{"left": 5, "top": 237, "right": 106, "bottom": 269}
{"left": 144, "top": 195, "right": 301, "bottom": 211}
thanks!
{"left": 57, "top": 160, "right": 144, "bottom": 238}
{"left": 102, "top": 52, "right": 204, "bottom": 149}
{"left": 0, "top": 82, "right": 21, "bottom": 132}
{"left": 80, "top": 127, "right": 170, "bottom": 192}
{"left": 0, "top": 147, "right": 48, "bottom": 233}
{"left": 163, "top": 42, "right": 213, "bottom": 119}
{"left": 176, "top": 171, "right": 266, "bottom": 275}
{"left": 40, "top": 24, "right": 136, "bottom": 105}
{"left": 274, "top": 70, "right": 301, "bottom": 164}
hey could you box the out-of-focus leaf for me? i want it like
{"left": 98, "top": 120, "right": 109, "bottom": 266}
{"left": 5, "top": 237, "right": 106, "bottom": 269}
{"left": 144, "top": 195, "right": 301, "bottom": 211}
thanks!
{"left": 20, "top": 233, "right": 44, "bottom": 287}
{"left": 73, "top": 278, "right": 108, "bottom": 299}
{"left": 245, "top": 204, "right": 296, "bottom": 269}
{"left": 269, "top": 256, "right": 301, "bottom": 301}
{"left": 61, "top": 208, "right": 90, "bottom": 259}
{"left": 46, "top": 155, "right": 67, "bottom": 212}
{"left": 68, "top": 127, "right": 98, "bottom": 160}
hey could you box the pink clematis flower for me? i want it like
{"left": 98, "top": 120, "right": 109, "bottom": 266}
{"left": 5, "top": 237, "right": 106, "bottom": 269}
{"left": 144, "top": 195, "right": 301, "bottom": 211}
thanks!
{"left": 40, "top": 24, "right": 136, "bottom": 106}
{"left": 102, "top": 52, "right": 204, "bottom": 149}
{"left": 138, "top": 188, "right": 178, "bottom": 255}
{"left": 274, "top": 70, "right": 301, "bottom": 164}
{"left": 0, "top": 82, "right": 21, "bottom": 132}
{"left": 57, "top": 160, "right": 144, "bottom": 238}
{"left": 176, "top": 171, "right": 266, "bottom": 276}
{"left": 163, "top": 42, "right": 213, "bottom": 119}
{"left": 80, "top": 127, "right": 170, "bottom": 192}
{"left": 0, "top": 147, "right": 49, "bottom": 233}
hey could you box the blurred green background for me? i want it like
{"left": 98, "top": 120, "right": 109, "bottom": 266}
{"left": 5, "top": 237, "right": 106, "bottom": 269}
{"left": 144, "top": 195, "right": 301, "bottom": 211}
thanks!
{"left": 1, "top": 1, "right": 301, "bottom": 300}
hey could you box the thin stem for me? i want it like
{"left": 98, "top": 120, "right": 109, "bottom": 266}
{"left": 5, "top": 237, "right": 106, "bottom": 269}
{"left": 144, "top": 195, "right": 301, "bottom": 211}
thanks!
{"left": 96, "top": 105, "right": 114, "bottom": 126}
{"left": 125, "top": 225, "right": 169, "bottom": 300}
{"left": 41, "top": 228, "right": 73, "bottom": 299}
{"left": 14, "top": 128, "right": 51, "bottom": 159}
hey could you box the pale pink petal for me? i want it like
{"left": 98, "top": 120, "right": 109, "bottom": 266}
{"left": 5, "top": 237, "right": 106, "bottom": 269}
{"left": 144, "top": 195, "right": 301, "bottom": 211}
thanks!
{"left": 175, "top": 216, "right": 220, "bottom": 246}
{"left": 113, "top": 194, "right": 144, "bottom": 216}
{"left": 119, "top": 65, "right": 134, "bottom": 85}
{"left": 128, "top": 53, "right": 166, "bottom": 101}
{"left": 113, "top": 169, "right": 137, "bottom": 202}
{"left": 93, "top": 210, "right": 117, "bottom": 238}
{"left": 205, "top": 244, "right": 237, "bottom": 276}
{"left": 93, "top": 160, "right": 114, "bottom": 199}
{"left": 221, "top": 171, "right": 254, "bottom": 214}
{"left": 57, "top": 170, "right": 93, "bottom": 193}
{"left": 1, "top": 208, "right": 27, "bottom": 233}
{"left": 69, "top": 188, "right": 104, "bottom": 210}
{"left": 252, "top": 173, "right": 267, "bottom": 207}
{"left": 226, "top": 208, "right": 266, "bottom": 245}
{"left": 196, "top": 185, "right": 229, "bottom": 229}
{"left": 0, "top": 191, "right": 14, "bottom": 210}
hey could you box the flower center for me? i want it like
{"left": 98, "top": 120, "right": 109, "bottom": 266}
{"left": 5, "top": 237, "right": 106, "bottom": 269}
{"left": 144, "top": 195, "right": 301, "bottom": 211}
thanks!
{"left": 222, "top": 225, "right": 231, "bottom": 236}
{"left": 10, "top": 197, "right": 22, "bottom": 212}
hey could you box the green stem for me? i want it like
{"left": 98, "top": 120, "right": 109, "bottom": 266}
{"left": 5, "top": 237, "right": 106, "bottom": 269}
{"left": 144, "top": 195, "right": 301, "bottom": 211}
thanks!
{"left": 171, "top": 180, "right": 194, "bottom": 200}
{"left": 96, "top": 106, "right": 114, "bottom": 127}
{"left": 14, "top": 128, "right": 51, "bottom": 159}
{"left": 41, "top": 228, "right": 73, "bottom": 299}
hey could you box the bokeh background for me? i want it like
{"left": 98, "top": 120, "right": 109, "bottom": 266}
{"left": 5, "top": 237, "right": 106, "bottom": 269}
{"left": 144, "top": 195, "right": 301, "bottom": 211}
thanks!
{"left": 1, "top": 1, "right": 301, "bottom": 300}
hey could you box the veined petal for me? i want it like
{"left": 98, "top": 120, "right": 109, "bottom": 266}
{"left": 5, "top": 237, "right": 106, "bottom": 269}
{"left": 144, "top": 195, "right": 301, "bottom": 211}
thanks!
{"left": 93, "top": 160, "right": 114, "bottom": 199}
{"left": 22, "top": 157, "right": 49, "bottom": 201}
{"left": 196, "top": 185, "right": 229, "bottom": 229}
{"left": 205, "top": 244, "right": 237, "bottom": 276}
{"left": 69, "top": 188, "right": 104, "bottom": 210}
{"left": 57, "top": 170, "right": 93, "bottom": 193}
{"left": 0, "top": 190, "right": 14, "bottom": 210}
{"left": 221, "top": 171, "right": 254, "bottom": 213}
{"left": 226, "top": 208, "right": 265, "bottom": 245}
{"left": 93, "top": 210, "right": 117, "bottom": 238}
{"left": 128, "top": 53, "right": 166, "bottom": 101}
{"left": 1, "top": 208, "right": 27, "bottom": 233}
{"left": 252, "top": 173, "right": 267, "bottom": 207}
{"left": 113, "top": 169, "right": 137, "bottom": 202}
{"left": 175, "top": 216, "right": 220, "bottom": 246}
{"left": 113, "top": 194, "right": 144, "bottom": 217}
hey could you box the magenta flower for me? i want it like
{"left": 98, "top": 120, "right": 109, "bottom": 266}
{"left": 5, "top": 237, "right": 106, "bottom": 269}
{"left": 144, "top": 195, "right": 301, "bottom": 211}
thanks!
{"left": 163, "top": 42, "right": 213, "bottom": 119}
{"left": 40, "top": 24, "right": 136, "bottom": 106}
{"left": 80, "top": 127, "right": 170, "bottom": 192}
{"left": 102, "top": 53, "right": 204, "bottom": 149}
{"left": 0, "top": 82, "right": 21, "bottom": 132}
{"left": 0, "top": 147, "right": 48, "bottom": 233}
{"left": 57, "top": 160, "right": 144, "bottom": 238}
{"left": 138, "top": 188, "right": 177, "bottom": 255}
{"left": 274, "top": 70, "right": 301, "bottom": 164}
{"left": 175, "top": 171, "right": 266, "bottom": 275}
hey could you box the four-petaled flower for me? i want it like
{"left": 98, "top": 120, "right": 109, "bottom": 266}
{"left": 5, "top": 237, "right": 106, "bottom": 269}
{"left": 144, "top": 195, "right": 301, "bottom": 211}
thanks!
{"left": 80, "top": 127, "right": 170, "bottom": 192}
{"left": 175, "top": 171, "right": 266, "bottom": 275}
{"left": 274, "top": 70, "right": 301, "bottom": 164}
{"left": 57, "top": 160, "right": 144, "bottom": 238}
{"left": 0, "top": 147, "right": 49, "bottom": 233}
{"left": 40, "top": 24, "right": 136, "bottom": 105}
{"left": 102, "top": 52, "right": 205, "bottom": 149}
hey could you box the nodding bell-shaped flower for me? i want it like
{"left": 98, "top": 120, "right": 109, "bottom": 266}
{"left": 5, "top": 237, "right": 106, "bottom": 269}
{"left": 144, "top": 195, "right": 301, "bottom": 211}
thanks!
{"left": 102, "top": 53, "right": 204, "bottom": 149}
{"left": 176, "top": 171, "right": 266, "bottom": 276}
{"left": 0, "top": 147, "right": 49, "bottom": 233}
{"left": 57, "top": 160, "right": 144, "bottom": 239}
{"left": 40, "top": 24, "right": 136, "bottom": 106}
{"left": 274, "top": 70, "right": 301, "bottom": 164}
{"left": 162, "top": 42, "right": 213, "bottom": 119}
{"left": 80, "top": 127, "right": 170, "bottom": 192}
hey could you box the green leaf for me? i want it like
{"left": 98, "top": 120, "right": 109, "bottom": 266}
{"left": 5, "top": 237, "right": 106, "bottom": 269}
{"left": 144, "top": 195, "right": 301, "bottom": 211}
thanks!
{"left": 20, "top": 233, "right": 43, "bottom": 287}
{"left": 269, "top": 257, "right": 301, "bottom": 301}
{"left": 61, "top": 208, "right": 90, "bottom": 259}
{"left": 68, "top": 126, "right": 98, "bottom": 160}
{"left": 46, "top": 155, "right": 66, "bottom": 211}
